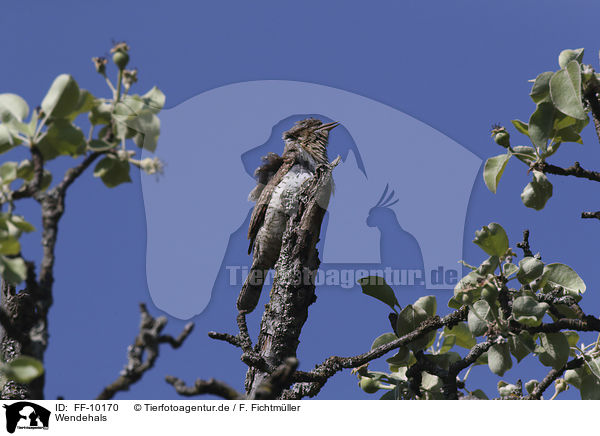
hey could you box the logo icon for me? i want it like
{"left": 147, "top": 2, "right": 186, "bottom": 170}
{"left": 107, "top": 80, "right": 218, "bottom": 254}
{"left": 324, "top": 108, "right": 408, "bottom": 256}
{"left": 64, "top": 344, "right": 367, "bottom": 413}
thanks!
{"left": 3, "top": 402, "right": 50, "bottom": 433}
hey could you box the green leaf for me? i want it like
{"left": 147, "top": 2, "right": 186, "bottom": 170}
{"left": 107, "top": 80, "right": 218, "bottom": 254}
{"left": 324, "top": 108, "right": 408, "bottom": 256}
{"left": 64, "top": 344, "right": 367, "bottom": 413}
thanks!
{"left": 525, "top": 379, "right": 539, "bottom": 395}
{"left": 421, "top": 372, "right": 442, "bottom": 392}
{"left": 140, "top": 86, "right": 166, "bottom": 113}
{"left": 509, "top": 332, "right": 535, "bottom": 362}
{"left": 538, "top": 332, "right": 569, "bottom": 369}
{"left": 16, "top": 160, "right": 33, "bottom": 181}
{"left": 564, "top": 366, "right": 586, "bottom": 389}
{"left": 0, "top": 161, "right": 18, "bottom": 185}
{"left": 358, "top": 276, "right": 399, "bottom": 310}
{"left": 439, "top": 334, "right": 455, "bottom": 353}
{"left": 427, "top": 352, "right": 461, "bottom": 371}
{"left": 467, "top": 300, "right": 494, "bottom": 337}
{"left": 530, "top": 72, "right": 554, "bottom": 103}
{"left": 502, "top": 262, "right": 519, "bottom": 277}
{"left": 0, "top": 236, "right": 20, "bottom": 255}
{"left": 512, "top": 146, "right": 537, "bottom": 166}
{"left": 371, "top": 332, "right": 397, "bottom": 350}
{"left": 550, "top": 60, "right": 586, "bottom": 120}
{"left": 41, "top": 74, "right": 80, "bottom": 118}
{"left": 563, "top": 331, "right": 579, "bottom": 348}
{"left": 528, "top": 102, "right": 555, "bottom": 149}
{"left": 0, "top": 125, "right": 19, "bottom": 155}
{"left": 3, "top": 356, "right": 44, "bottom": 383}
{"left": 516, "top": 257, "right": 544, "bottom": 285}
{"left": 470, "top": 389, "right": 488, "bottom": 400}
{"left": 580, "top": 374, "right": 600, "bottom": 400}
{"left": 396, "top": 305, "right": 434, "bottom": 351}
{"left": 93, "top": 156, "right": 132, "bottom": 188}
{"left": 9, "top": 215, "right": 34, "bottom": 233}
{"left": 511, "top": 119, "right": 529, "bottom": 136}
{"left": 38, "top": 119, "right": 85, "bottom": 160}
{"left": 379, "top": 386, "right": 402, "bottom": 400}
{"left": 453, "top": 270, "right": 484, "bottom": 305}
{"left": 386, "top": 347, "right": 411, "bottom": 367}
{"left": 66, "top": 89, "right": 96, "bottom": 121}
{"left": 483, "top": 153, "right": 511, "bottom": 194}
{"left": 0, "top": 255, "right": 26, "bottom": 285}
{"left": 0, "top": 94, "right": 29, "bottom": 122}
{"left": 553, "top": 126, "right": 581, "bottom": 144}
{"left": 447, "top": 295, "right": 463, "bottom": 310}
{"left": 88, "top": 139, "right": 115, "bottom": 152}
{"left": 131, "top": 113, "right": 160, "bottom": 152}
{"left": 521, "top": 170, "right": 553, "bottom": 210}
{"left": 488, "top": 342, "right": 512, "bottom": 376}
{"left": 473, "top": 222, "right": 509, "bottom": 257}
{"left": 541, "top": 263, "right": 586, "bottom": 297}
{"left": 413, "top": 295, "right": 436, "bottom": 317}
{"left": 443, "top": 322, "right": 476, "bottom": 349}
{"left": 558, "top": 48, "right": 584, "bottom": 69}
{"left": 512, "top": 296, "right": 549, "bottom": 327}
{"left": 553, "top": 113, "right": 577, "bottom": 130}
{"left": 477, "top": 256, "right": 499, "bottom": 275}
{"left": 498, "top": 381, "right": 520, "bottom": 397}
{"left": 474, "top": 352, "right": 488, "bottom": 366}
{"left": 89, "top": 101, "right": 112, "bottom": 125}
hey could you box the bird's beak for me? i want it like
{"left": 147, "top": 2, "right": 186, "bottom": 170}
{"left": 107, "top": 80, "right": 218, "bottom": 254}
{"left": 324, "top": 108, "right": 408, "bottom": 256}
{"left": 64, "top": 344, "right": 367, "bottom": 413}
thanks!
{"left": 317, "top": 121, "right": 340, "bottom": 132}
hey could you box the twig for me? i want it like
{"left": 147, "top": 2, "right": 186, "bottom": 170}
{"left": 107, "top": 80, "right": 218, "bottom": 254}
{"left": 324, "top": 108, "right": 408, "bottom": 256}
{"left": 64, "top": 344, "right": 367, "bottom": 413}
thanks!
{"left": 582, "top": 211, "right": 600, "bottom": 220}
{"left": 55, "top": 152, "right": 102, "bottom": 194}
{"left": 516, "top": 230, "right": 533, "bottom": 258}
{"left": 253, "top": 357, "right": 298, "bottom": 399}
{"left": 207, "top": 331, "right": 241, "bottom": 348}
{"left": 584, "top": 87, "right": 600, "bottom": 144}
{"left": 236, "top": 311, "right": 253, "bottom": 353}
{"left": 525, "top": 357, "right": 584, "bottom": 400}
{"left": 443, "top": 340, "right": 494, "bottom": 399}
{"left": 165, "top": 358, "right": 297, "bottom": 400}
{"left": 533, "top": 161, "right": 600, "bottom": 183}
{"left": 96, "top": 303, "right": 194, "bottom": 400}
{"left": 526, "top": 316, "right": 600, "bottom": 334}
{"left": 165, "top": 376, "right": 242, "bottom": 400}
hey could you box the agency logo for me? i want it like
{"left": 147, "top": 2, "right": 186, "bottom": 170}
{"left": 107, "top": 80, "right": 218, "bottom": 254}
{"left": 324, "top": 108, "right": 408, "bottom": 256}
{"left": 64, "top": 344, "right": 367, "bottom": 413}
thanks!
{"left": 3, "top": 402, "right": 50, "bottom": 433}
{"left": 137, "top": 80, "right": 481, "bottom": 319}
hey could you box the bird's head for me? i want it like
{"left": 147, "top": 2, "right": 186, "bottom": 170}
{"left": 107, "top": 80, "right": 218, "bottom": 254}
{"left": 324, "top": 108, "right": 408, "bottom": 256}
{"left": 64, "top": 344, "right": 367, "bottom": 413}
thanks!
{"left": 282, "top": 118, "right": 339, "bottom": 164}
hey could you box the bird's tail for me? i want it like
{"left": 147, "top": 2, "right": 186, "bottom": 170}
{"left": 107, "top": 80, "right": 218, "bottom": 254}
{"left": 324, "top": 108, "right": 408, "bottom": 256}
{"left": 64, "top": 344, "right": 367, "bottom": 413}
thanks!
{"left": 237, "top": 267, "right": 267, "bottom": 313}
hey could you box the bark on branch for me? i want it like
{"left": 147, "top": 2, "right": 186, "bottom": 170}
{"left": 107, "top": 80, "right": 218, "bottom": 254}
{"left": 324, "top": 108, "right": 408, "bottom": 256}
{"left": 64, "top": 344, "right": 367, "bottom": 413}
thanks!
{"left": 96, "top": 303, "right": 194, "bottom": 400}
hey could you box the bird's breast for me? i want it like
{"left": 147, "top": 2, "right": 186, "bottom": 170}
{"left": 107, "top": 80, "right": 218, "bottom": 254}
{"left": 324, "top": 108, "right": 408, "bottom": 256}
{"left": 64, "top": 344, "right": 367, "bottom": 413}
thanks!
{"left": 269, "top": 164, "right": 313, "bottom": 215}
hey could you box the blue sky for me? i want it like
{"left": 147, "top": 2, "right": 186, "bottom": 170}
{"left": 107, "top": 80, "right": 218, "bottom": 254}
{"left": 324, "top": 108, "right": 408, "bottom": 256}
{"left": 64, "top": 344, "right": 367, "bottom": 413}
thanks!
{"left": 2, "top": 1, "right": 600, "bottom": 399}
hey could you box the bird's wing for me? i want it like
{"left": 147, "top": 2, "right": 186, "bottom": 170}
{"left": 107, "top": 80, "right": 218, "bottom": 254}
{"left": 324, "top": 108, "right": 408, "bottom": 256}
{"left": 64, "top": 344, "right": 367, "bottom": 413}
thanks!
{"left": 248, "top": 152, "right": 284, "bottom": 202}
{"left": 247, "top": 150, "right": 298, "bottom": 254}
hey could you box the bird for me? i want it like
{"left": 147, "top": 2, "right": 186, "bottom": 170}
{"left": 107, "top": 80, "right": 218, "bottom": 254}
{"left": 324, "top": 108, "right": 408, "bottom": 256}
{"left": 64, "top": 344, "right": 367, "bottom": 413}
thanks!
{"left": 237, "top": 118, "right": 339, "bottom": 313}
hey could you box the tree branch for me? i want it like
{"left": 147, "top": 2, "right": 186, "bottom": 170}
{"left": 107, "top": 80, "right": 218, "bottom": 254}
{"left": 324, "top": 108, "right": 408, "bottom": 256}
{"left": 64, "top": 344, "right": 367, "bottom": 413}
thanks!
{"left": 166, "top": 357, "right": 298, "bottom": 400}
{"left": 525, "top": 357, "right": 584, "bottom": 400}
{"left": 96, "top": 303, "right": 194, "bottom": 400}
{"left": 526, "top": 316, "right": 600, "bottom": 334}
{"left": 581, "top": 211, "right": 600, "bottom": 220}
{"left": 583, "top": 86, "right": 600, "bottom": 145}
{"left": 516, "top": 229, "right": 533, "bottom": 258}
{"left": 534, "top": 161, "right": 600, "bottom": 183}
{"left": 55, "top": 151, "right": 102, "bottom": 195}
{"left": 207, "top": 331, "right": 242, "bottom": 348}
{"left": 165, "top": 376, "right": 242, "bottom": 400}
{"left": 282, "top": 307, "right": 468, "bottom": 399}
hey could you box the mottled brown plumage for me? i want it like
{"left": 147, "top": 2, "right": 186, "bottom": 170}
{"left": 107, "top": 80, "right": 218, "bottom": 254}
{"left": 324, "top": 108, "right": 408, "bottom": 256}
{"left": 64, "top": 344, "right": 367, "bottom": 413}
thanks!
{"left": 237, "top": 118, "right": 338, "bottom": 313}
